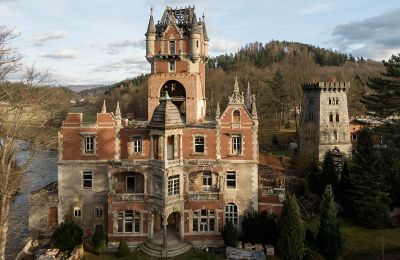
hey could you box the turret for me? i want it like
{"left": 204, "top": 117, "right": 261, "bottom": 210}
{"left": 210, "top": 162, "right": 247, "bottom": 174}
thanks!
{"left": 190, "top": 12, "right": 200, "bottom": 61}
{"left": 145, "top": 8, "right": 156, "bottom": 62}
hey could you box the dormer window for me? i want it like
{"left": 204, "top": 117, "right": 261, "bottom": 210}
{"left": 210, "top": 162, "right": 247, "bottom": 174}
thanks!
{"left": 233, "top": 110, "right": 240, "bottom": 123}
{"left": 169, "top": 41, "right": 175, "bottom": 54}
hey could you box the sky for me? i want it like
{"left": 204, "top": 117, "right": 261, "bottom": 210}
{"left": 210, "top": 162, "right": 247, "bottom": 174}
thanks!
{"left": 1, "top": 0, "right": 399, "bottom": 86}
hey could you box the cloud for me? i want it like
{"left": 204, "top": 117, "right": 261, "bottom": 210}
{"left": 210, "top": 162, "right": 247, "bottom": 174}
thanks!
{"left": 104, "top": 39, "right": 145, "bottom": 55}
{"left": 209, "top": 38, "right": 241, "bottom": 54}
{"left": 299, "top": 2, "right": 334, "bottom": 14}
{"left": 95, "top": 57, "right": 149, "bottom": 73}
{"left": 42, "top": 49, "right": 79, "bottom": 59}
{"left": 32, "top": 31, "right": 68, "bottom": 46}
{"left": 331, "top": 8, "right": 400, "bottom": 60}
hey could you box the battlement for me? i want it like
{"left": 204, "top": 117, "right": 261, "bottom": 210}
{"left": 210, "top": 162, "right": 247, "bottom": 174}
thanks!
{"left": 302, "top": 82, "right": 350, "bottom": 91}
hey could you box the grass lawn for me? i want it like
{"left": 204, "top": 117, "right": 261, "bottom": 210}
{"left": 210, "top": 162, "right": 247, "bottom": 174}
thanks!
{"left": 306, "top": 218, "right": 400, "bottom": 258}
{"left": 82, "top": 248, "right": 225, "bottom": 260}
{"left": 68, "top": 105, "right": 98, "bottom": 122}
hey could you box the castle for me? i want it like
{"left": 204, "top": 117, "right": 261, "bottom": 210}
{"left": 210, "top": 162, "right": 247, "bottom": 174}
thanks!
{"left": 299, "top": 82, "right": 352, "bottom": 161}
{"left": 55, "top": 6, "right": 284, "bottom": 256}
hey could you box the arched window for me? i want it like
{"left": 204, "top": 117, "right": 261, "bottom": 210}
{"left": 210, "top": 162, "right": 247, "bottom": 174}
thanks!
{"left": 225, "top": 203, "right": 238, "bottom": 225}
{"left": 233, "top": 110, "right": 240, "bottom": 123}
{"left": 336, "top": 97, "right": 339, "bottom": 105}
{"left": 332, "top": 130, "right": 338, "bottom": 141}
{"left": 328, "top": 98, "right": 332, "bottom": 105}
{"left": 329, "top": 113, "right": 333, "bottom": 123}
{"left": 336, "top": 114, "right": 339, "bottom": 122}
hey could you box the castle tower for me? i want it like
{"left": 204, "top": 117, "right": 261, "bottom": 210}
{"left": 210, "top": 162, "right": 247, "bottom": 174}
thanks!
{"left": 300, "top": 82, "right": 352, "bottom": 161}
{"left": 146, "top": 6, "right": 209, "bottom": 124}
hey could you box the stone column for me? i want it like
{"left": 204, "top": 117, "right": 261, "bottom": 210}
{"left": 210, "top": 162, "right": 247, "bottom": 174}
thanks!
{"left": 150, "top": 135, "right": 154, "bottom": 160}
{"left": 173, "top": 134, "right": 178, "bottom": 159}
{"left": 162, "top": 217, "right": 168, "bottom": 249}
{"left": 148, "top": 212, "right": 154, "bottom": 241}
{"left": 179, "top": 212, "right": 184, "bottom": 241}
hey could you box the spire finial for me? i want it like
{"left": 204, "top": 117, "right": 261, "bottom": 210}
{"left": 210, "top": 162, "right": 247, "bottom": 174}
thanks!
{"left": 101, "top": 100, "right": 107, "bottom": 113}
{"left": 251, "top": 94, "right": 258, "bottom": 118}
{"left": 202, "top": 13, "right": 205, "bottom": 21}
{"left": 150, "top": 6, "right": 153, "bottom": 15}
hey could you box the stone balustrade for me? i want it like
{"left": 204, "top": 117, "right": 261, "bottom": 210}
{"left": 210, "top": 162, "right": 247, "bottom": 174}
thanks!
{"left": 111, "top": 193, "right": 145, "bottom": 201}
{"left": 187, "top": 192, "right": 220, "bottom": 201}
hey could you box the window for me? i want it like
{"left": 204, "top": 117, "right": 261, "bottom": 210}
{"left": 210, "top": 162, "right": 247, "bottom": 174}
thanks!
{"left": 226, "top": 171, "right": 236, "bottom": 189}
{"left": 168, "top": 175, "right": 180, "bottom": 195}
{"left": 336, "top": 114, "right": 340, "bottom": 122}
{"left": 83, "top": 171, "right": 93, "bottom": 189}
{"left": 352, "top": 134, "right": 358, "bottom": 141}
{"left": 332, "top": 130, "right": 338, "bottom": 141}
{"left": 132, "top": 136, "right": 142, "bottom": 154}
{"left": 202, "top": 172, "right": 212, "bottom": 191}
{"left": 225, "top": 203, "right": 238, "bottom": 225}
{"left": 231, "top": 135, "right": 242, "bottom": 155}
{"left": 126, "top": 176, "right": 135, "bottom": 193}
{"left": 196, "top": 40, "right": 199, "bottom": 48}
{"left": 169, "top": 41, "right": 175, "bottom": 54}
{"left": 329, "top": 114, "right": 333, "bottom": 123}
{"left": 336, "top": 97, "right": 339, "bottom": 105}
{"left": 117, "top": 210, "right": 140, "bottom": 233}
{"left": 84, "top": 136, "right": 95, "bottom": 154}
{"left": 328, "top": 98, "right": 331, "bottom": 105}
{"left": 95, "top": 206, "right": 103, "bottom": 218}
{"left": 169, "top": 60, "right": 175, "bottom": 71}
{"left": 233, "top": 110, "right": 240, "bottom": 123}
{"left": 194, "top": 136, "right": 205, "bottom": 153}
{"left": 192, "top": 209, "right": 215, "bottom": 232}
{"left": 74, "top": 207, "right": 81, "bottom": 218}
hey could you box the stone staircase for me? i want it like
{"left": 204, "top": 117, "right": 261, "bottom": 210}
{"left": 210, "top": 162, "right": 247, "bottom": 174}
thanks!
{"left": 139, "top": 239, "right": 192, "bottom": 258}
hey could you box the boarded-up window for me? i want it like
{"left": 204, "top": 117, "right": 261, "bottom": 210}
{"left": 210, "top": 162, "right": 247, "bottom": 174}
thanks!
{"left": 48, "top": 207, "right": 58, "bottom": 228}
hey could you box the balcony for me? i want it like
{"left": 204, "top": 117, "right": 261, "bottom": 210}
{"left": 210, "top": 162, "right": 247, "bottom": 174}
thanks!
{"left": 111, "top": 193, "right": 144, "bottom": 202}
{"left": 187, "top": 192, "right": 221, "bottom": 201}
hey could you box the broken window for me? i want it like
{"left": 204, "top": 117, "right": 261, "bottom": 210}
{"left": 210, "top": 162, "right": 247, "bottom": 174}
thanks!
{"left": 169, "top": 60, "right": 175, "bottom": 72}
{"left": 226, "top": 171, "right": 236, "bottom": 189}
{"left": 117, "top": 210, "right": 140, "bottom": 233}
{"left": 95, "top": 205, "right": 103, "bottom": 218}
{"left": 126, "top": 176, "right": 136, "bottom": 193}
{"left": 82, "top": 171, "right": 93, "bottom": 189}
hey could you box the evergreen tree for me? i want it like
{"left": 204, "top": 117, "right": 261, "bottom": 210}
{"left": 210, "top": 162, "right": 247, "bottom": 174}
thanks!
{"left": 321, "top": 152, "right": 339, "bottom": 195}
{"left": 363, "top": 53, "right": 400, "bottom": 117}
{"left": 306, "top": 160, "right": 322, "bottom": 194}
{"left": 337, "top": 160, "right": 352, "bottom": 213}
{"left": 346, "top": 128, "right": 391, "bottom": 228}
{"left": 277, "top": 193, "right": 305, "bottom": 260}
{"left": 317, "top": 185, "right": 343, "bottom": 260}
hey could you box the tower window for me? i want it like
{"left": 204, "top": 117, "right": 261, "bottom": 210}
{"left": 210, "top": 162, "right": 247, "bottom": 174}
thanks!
{"left": 169, "top": 41, "right": 175, "bottom": 54}
{"left": 84, "top": 136, "right": 95, "bottom": 154}
{"left": 169, "top": 60, "right": 175, "bottom": 71}
{"left": 332, "top": 130, "right": 338, "bottom": 141}
{"left": 336, "top": 97, "right": 339, "bottom": 105}
{"left": 196, "top": 40, "right": 199, "bottom": 48}
{"left": 73, "top": 207, "right": 81, "bottom": 218}
{"left": 329, "top": 114, "right": 333, "bottom": 123}
{"left": 231, "top": 135, "right": 242, "bottom": 155}
{"left": 336, "top": 114, "right": 340, "bottom": 122}
{"left": 328, "top": 98, "right": 331, "bottom": 105}
{"left": 168, "top": 175, "right": 180, "bottom": 195}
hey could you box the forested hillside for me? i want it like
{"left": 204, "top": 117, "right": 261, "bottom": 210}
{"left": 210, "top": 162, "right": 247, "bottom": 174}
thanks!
{"left": 98, "top": 41, "right": 384, "bottom": 126}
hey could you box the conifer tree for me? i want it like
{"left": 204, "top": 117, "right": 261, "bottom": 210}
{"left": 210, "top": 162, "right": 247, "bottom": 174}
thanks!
{"left": 337, "top": 160, "right": 352, "bottom": 213}
{"left": 306, "top": 160, "right": 322, "bottom": 194}
{"left": 346, "top": 128, "right": 391, "bottom": 228}
{"left": 317, "top": 185, "right": 343, "bottom": 260}
{"left": 321, "top": 152, "right": 339, "bottom": 195}
{"left": 277, "top": 193, "right": 305, "bottom": 260}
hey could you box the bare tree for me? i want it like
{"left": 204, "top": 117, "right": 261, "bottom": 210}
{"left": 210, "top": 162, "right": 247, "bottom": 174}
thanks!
{"left": 0, "top": 27, "right": 61, "bottom": 260}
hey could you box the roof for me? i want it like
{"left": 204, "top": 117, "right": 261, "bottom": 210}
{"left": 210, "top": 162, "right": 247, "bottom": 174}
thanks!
{"left": 155, "top": 6, "right": 200, "bottom": 38}
{"left": 259, "top": 154, "right": 285, "bottom": 172}
{"left": 31, "top": 181, "right": 58, "bottom": 195}
{"left": 149, "top": 94, "right": 184, "bottom": 129}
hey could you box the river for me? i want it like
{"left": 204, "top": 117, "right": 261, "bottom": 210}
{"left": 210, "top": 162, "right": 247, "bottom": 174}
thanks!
{"left": 5, "top": 150, "right": 58, "bottom": 260}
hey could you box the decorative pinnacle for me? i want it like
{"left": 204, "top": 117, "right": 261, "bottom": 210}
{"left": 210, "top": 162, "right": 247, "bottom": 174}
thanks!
{"left": 233, "top": 77, "right": 239, "bottom": 94}
{"left": 150, "top": 6, "right": 153, "bottom": 15}
{"left": 215, "top": 101, "right": 221, "bottom": 119}
{"left": 101, "top": 100, "right": 106, "bottom": 113}
{"left": 251, "top": 94, "right": 258, "bottom": 118}
{"left": 115, "top": 101, "right": 121, "bottom": 118}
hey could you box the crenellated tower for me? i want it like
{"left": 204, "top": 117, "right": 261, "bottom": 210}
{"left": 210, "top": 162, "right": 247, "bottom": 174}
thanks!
{"left": 145, "top": 6, "right": 209, "bottom": 124}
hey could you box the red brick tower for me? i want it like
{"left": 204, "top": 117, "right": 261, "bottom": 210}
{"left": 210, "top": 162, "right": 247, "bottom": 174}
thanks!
{"left": 145, "top": 6, "right": 209, "bottom": 124}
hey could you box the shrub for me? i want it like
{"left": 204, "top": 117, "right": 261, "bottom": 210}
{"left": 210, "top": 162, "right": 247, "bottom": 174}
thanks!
{"left": 92, "top": 229, "right": 107, "bottom": 255}
{"left": 117, "top": 241, "right": 131, "bottom": 257}
{"left": 242, "top": 211, "right": 278, "bottom": 246}
{"left": 222, "top": 221, "right": 238, "bottom": 247}
{"left": 52, "top": 221, "right": 83, "bottom": 251}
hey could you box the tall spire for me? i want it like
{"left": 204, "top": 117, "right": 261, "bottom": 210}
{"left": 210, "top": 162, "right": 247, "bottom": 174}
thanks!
{"left": 229, "top": 77, "right": 244, "bottom": 104}
{"left": 115, "top": 101, "right": 121, "bottom": 119}
{"left": 251, "top": 94, "right": 258, "bottom": 118}
{"left": 233, "top": 76, "right": 239, "bottom": 94}
{"left": 101, "top": 100, "right": 107, "bottom": 113}
{"left": 245, "top": 82, "right": 252, "bottom": 110}
{"left": 203, "top": 20, "right": 209, "bottom": 41}
{"left": 146, "top": 7, "right": 155, "bottom": 35}
{"left": 191, "top": 12, "right": 199, "bottom": 34}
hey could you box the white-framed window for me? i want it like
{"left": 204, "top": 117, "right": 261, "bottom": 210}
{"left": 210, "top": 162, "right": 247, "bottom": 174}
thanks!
{"left": 169, "top": 60, "right": 175, "bottom": 72}
{"left": 231, "top": 135, "right": 242, "bottom": 155}
{"left": 95, "top": 205, "right": 103, "bottom": 218}
{"left": 194, "top": 136, "right": 205, "bottom": 153}
{"left": 74, "top": 207, "right": 81, "bottom": 218}
{"left": 82, "top": 171, "right": 93, "bottom": 189}
{"left": 192, "top": 209, "right": 215, "bottom": 232}
{"left": 226, "top": 171, "right": 236, "bottom": 189}
{"left": 202, "top": 172, "right": 212, "bottom": 191}
{"left": 117, "top": 210, "right": 140, "bottom": 233}
{"left": 169, "top": 40, "right": 175, "bottom": 54}
{"left": 84, "top": 136, "right": 95, "bottom": 154}
{"left": 225, "top": 203, "right": 238, "bottom": 225}
{"left": 168, "top": 175, "right": 180, "bottom": 195}
{"left": 131, "top": 136, "right": 142, "bottom": 154}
